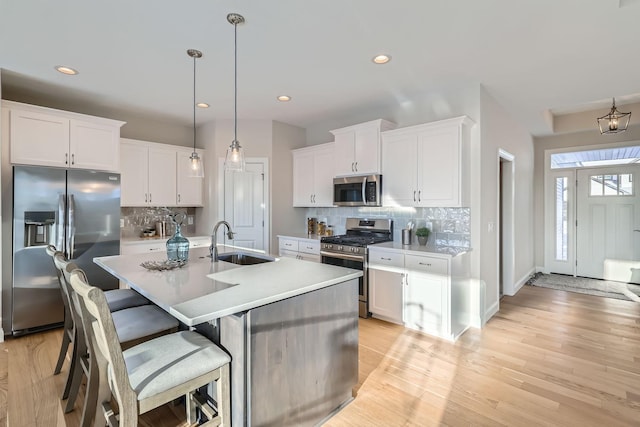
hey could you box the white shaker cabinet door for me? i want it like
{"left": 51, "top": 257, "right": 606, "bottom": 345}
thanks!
{"left": 416, "top": 125, "right": 460, "bottom": 207}
{"left": 352, "top": 125, "right": 379, "bottom": 175}
{"left": 333, "top": 131, "right": 356, "bottom": 176}
{"left": 382, "top": 132, "right": 418, "bottom": 206}
{"left": 176, "top": 149, "right": 203, "bottom": 206}
{"left": 369, "top": 267, "right": 404, "bottom": 324}
{"left": 70, "top": 119, "right": 120, "bottom": 172}
{"left": 147, "top": 147, "right": 177, "bottom": 206}
{"left": 312, "top": 144, "right": 335, "bottom": 206}
{"left": 292, "top": 149, "right": 315, "bottom": 206}
{"left": 10, "top": 109, "right": 69, "bottom": 168}
{"left": 404, "top": 269, "right": 445, "bottom": 336}
{"left": 120, "top": 142, "right": 149, "bottom": 206}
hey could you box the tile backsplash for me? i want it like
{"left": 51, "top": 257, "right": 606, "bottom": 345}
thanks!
{"left": 121, "top": 207, "right": 197, "bottom": 238}
{"left": 305, "top": 206, "right": 471, "bottom": 248}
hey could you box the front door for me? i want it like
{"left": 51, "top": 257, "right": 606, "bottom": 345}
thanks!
{"left": 223, "top": 161, "right": 266, "bottom": 251}
{"left": 576, "top": 165, "right": 640, "bottom": 283}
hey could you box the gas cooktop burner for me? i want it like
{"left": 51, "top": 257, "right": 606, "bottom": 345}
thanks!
{"left": 321, "top": 235, "right": 390, "bottom": 247}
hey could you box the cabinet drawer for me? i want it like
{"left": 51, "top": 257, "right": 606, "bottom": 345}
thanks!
{"left": 298, "top": 240, "right": 320, "bottom": 255}
{"left": 120, "top": 241, "right": 166, "bottom": 255}
{"left": 279, "top": 238, "right": 299, "bottom": 252}
{"left": 368, "top": 249, "right": 404, "bottom": 269}
{"left": 405, "top": 254, "right": 448, "bottom": 275}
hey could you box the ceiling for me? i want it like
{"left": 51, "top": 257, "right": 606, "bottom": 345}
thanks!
{"left": 2, "top": 0, "right": 640, "bottom": 137}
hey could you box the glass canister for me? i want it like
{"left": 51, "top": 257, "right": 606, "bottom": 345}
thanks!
{"left": 166, "top": 213, "right": 189, "bottom": 261}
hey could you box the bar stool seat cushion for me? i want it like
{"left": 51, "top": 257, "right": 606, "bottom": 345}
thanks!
{"left": 120, "top": 331, "right": 231, "bottom": 400}
{"left": 105, "top": 289, "right": 149, "bottom": 312}
{"left": 111, "top": 305, "right": 179, "bottom": 344}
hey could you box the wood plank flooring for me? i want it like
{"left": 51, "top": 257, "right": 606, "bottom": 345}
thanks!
{"left": 1, "top": 285, "right": 639, "bottom": 426}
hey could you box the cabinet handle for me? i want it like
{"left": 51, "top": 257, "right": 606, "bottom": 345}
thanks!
{"left": 145, "top": 193, "right": 148, "bottom": 203}
{"left": 418, "top": 262, "right": 432, "bottom": 267}
{"left": 310, "top": 194, "right": 313, "bottom": 203}
{"left": 312, "top": 194, "right": 316, "bottom": 203}
{"left": 381, "top": 257, "right": 391, "bottom": 261}
{"left": 178, "top": 194, "right": 181, "bottom": 203}
{"left": 413, "top": 191, "right": 417, "bottom": 202}
{"left": 71, "top": 153, "right": 75, "bottom": 165}
{"left": 404, "top": 274, "right": 408, "bottom": 286}
{"left": 354, "top": 161, "right": 358, "bottom": 172}
{"left": 402, "top": 273, "right": 406, "bottom": 286}
{"left": 65, "top": 153, "right": 69, "bottom": 165}
{"left": 285, "top": 243, "right": 292, "bottom": 247}
{"left": 149, "top": 193, "right": 152, "bottom": 203}
{"left": 418, "top": 190, "right": 421, "bottom": 202}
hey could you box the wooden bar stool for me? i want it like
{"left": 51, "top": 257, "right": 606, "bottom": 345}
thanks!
{"left": 46, "top": 245, "right": 149, "bottom": 376}
{"left": 54, "top": 254, "right": 180, "bottom": 427}
{"left": 70, "top": 269, "right": 231, "bottom": 426}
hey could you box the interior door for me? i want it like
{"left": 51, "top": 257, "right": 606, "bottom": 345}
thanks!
{"left": 576, "top": 165, "right": 640, "bottom": 282}
{"left": 224, "top": 161, "right": 265, "bottom": 250}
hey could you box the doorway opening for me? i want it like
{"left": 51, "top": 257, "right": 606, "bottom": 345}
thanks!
{"left": 498, "top": 149, "right": 515, "bottom": 297}
{"left": 217, "top": 157, "right": 270, "bottom": 253}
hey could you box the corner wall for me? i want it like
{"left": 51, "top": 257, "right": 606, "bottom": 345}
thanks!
{"left": 479, "top": 87, "right": 535, "bottom": 322}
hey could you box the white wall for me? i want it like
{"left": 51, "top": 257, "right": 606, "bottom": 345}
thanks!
{"left": 0, "top": 70, "right": 3, "bottom": 339}
{"left": 532, "top": 126, "right": 640, "bottom": 269}
{"left": 479, "top": 87, "right": 536, "bottom": 321}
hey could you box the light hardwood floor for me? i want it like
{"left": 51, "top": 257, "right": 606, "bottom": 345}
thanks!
{"left": 1, "top": 285, "right": 639, "bottom": 426}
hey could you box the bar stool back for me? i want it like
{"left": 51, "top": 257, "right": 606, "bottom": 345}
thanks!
{"left": 70, "top": 269, "right": 231, "bottom": 426}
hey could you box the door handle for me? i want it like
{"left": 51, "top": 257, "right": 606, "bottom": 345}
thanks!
{"left": 67, "top": 194, "right": 76, "bottom": 259}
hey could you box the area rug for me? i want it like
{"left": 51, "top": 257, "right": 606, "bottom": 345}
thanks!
{"left": 527, "top": 273, "right": 640, "bottom": 302}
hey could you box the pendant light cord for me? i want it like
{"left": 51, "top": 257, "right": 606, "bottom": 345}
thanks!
{"left": 193, "top": 54, "right": 197, "bottom": 152}
{"left": 234, "top": 21, "right": 238, "bottom": 144}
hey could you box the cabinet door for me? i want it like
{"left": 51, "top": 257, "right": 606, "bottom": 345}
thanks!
{"left": 292, "top": 150, "right": 315, "bottom": 206}
{"left": 416, "top": 125, "right": 460, "bottom": 206}
{"left": 381, "top": 132, "right": 418, "bottom": 206}
{"left": 333, "top": 131, "right": 356, "bottom": 176}
{"left": 370, "top": 267, "right": 404, "bottom": 324}
{"left": 148, "top": 147, "right": 177, "bottom": 206}
{"left": 10, "top": 109, "right": 69, "bottom": 167}
{"left": 69, "top": 119, "right": 120, "bottom": 172}
{"left": 353, "top": 126, "right": 379, "bottom": 175}
{"left": 120, "top": 142, "right": 149, "bottom": 206}
{"left": 176, "top": 149, "right": 203, "bottom": 206}
{"left": 405, "top": 270, "right": 445, "bottom": 336}
{"left": 312, "top": 145, "right": 335, "bottom": 206}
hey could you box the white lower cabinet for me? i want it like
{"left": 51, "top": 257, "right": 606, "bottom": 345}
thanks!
{"left": 369, "top": 268, "right": 404, "bottom": 324}
{"left": 278, "top": 236, "right": 320, "bottom": 262}
{"left": 121, "top": 236, "right": 211, "bottom": 256}
{"left": 369, "top": 246, "right": 470, "bottom": 341}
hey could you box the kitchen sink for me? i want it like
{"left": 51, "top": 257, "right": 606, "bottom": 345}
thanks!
{"left": 217, "top": 252, "right": 275, "bottom": 265}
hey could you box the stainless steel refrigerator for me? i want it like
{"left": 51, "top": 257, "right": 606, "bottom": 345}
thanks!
{"left": 9, "top": 166, "right": 120, "bottom": 335}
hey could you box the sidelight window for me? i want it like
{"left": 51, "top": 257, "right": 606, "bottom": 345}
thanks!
{"left": 555, "top": 177, "right": 568, "bottom": 261}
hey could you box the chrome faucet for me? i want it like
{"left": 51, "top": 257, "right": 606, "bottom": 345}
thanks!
{"left": 210, "top": 220, "right": 235, "bottom": 262}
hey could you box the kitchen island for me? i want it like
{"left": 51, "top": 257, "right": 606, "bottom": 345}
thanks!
{"left": 95, "top": 246, "right": 362, "bottom": 426}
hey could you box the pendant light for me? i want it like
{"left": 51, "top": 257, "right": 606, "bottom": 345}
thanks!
{"left": 187, "top": 49, "right": 205, "bottom": 178}
{"left": 224, "top": 13, "right": 246, "bottom": 172}
{"left": 597, "top": 98, "right": 631, "bottom": 135}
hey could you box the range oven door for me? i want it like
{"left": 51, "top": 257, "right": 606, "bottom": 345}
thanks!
{"left": 321, "top": 251, "right": 369, "bottom": 318}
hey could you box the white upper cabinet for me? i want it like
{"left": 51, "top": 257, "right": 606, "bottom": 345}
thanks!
{"left": 330, "top": 119, "right": 396, "bottom": 177}
{"left": 5, "top": 100, "right": 124, "bottom": 172}
{"left": 292, "top": 142, "right": 334, "bottom": 207}
{"left": 120, "top": 139, "right": 203, "bottom": 207}
{"left": 382, "top": 116, "right": 474, "bottom": 207}
{"left": 176, "top": 148, "right": 204, "bottom": 206}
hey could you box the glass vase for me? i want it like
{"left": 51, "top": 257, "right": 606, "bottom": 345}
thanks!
{"left": 166, "top": 223, "right": 190, "bottom": 262}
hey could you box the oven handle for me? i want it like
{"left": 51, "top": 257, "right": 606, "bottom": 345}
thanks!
{"left": 321, "top": 251, "right": 366, "bottom": 262}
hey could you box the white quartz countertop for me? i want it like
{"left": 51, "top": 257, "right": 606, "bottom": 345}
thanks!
{"left": 94, "top": 245, "right": 362, "bottom": 326}
{"left": 370, "top": 241, "right": 471, "bottom": 258}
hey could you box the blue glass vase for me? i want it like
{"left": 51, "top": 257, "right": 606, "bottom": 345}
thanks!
{"left": 166, "top": 223, "right": 189, "bottom": 262}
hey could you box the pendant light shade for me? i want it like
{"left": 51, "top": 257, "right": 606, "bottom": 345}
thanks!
{"left": 597, "top": 98, "right": 631, "bottom": 135}
{"left": 224, "top": 13, "right": 246, "bottom": 172}
{"left": 187, "top": 49, "right": 204, "bottom": 178}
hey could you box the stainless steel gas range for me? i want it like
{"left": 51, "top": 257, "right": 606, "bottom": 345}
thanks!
{"left": 320, "top": 218, "right": 393, "bottom": 318}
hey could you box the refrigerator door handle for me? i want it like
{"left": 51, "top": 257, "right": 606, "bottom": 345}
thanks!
{"left": 57, "top": 194, "right": 66, "bottom": 251}
{"left": 67, "top": 194, "right": 76, "bottom": 259}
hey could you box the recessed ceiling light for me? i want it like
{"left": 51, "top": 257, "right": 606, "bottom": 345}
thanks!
{"left": 372, "top": 54, "right": 391, "bottom": 64}
{"left": 196, "top": 102, "right": 209, "bottom": 108}
{"left": 277, "top": 95, "right": 291, "bottom": 102}
{"left": 55, "top": 65, "right": 78, "bottom": 75}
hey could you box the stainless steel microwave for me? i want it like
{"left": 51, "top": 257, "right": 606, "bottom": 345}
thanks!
{"left": 333, "top": 175, "right": 382, "bottom": 207}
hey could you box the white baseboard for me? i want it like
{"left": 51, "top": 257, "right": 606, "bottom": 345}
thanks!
{"left": 512, "top": 268, "right": 536, "bottom": 295}
{"left": 485, "top": 300, "right": 499, "bottom": 323}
